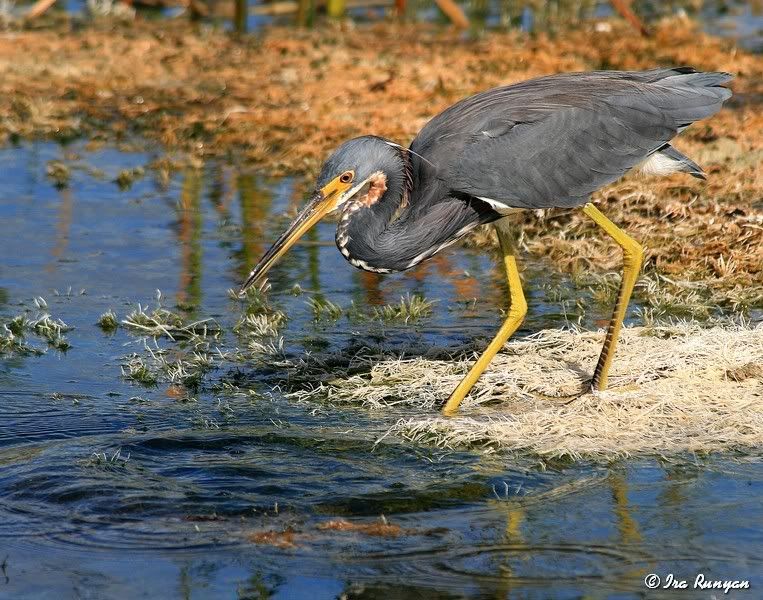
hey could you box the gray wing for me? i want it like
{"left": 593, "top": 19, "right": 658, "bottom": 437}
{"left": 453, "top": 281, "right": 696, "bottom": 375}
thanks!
{"left": 409, "top": 68, "right": 732, "bottom": 209}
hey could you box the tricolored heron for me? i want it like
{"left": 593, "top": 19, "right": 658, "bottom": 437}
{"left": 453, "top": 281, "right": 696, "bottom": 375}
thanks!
{"left": 239, "top": 67, "right": 732, "bottom": 415}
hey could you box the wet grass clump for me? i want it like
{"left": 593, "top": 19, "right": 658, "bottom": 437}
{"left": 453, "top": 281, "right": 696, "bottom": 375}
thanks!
{"left": 233, "top": 316, "right": 286, "bottom": 357}
{"left": 6, "top": 315, "right": 29, "bottom": 337}
{"left": 371, "top": 294, "right": 435, "bottom": 324}
{"left": 117, "top": 287, "right": 289, "bottom": 396}
{"left": 308, "top": 297, "right": 343, "bottom": 322}
{"left": 119, "top": 292, "right": 233, "bottom": 391}
{"left": 97, "top": 310, "right": 119, "bottom": 332}
{"left": 0, "top": 325, "right": 43, "bottom": 356}
{"left": 234, "top": 312, "right": 286, "bottom": 340}
{"left": 228, "top": 283, "right": 288, "bottom": 359}
{"left": 0, "top": 302, "right": 72, "bottom": 355}
{"left": 114, "top": 166, "right": 145, "bottom": 191}
{"left": 544, "top": 267, "right": 760, "bottom": 327}
{"left": 45, "top": 161, "right": 71, "bottom": 189}
{"left": 228, "top": 284, "right": 272, "bottom": 312}
{"left": 305, "top": 294, "right": 436, "bottom": 325}
{"left": 31, "top": 314, "right": 71, "bottom": 341}
{"left": 123, "top": 302, "right": 221, "bottom": 342}
{"left": 120, "top": 344, "right": 219, "bottom": 391}
{"left": 163, "top": 352, "right": 216, "bottom": 390}
{"left": 123, "top": 304, "right": 183, "bottom": 332}
{"left": 120, "top": 355, "right": 159, "bottom": 386}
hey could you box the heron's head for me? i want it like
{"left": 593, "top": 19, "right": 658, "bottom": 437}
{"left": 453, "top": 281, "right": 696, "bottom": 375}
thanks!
{"left": 239, "top": 136, "right": 404, "bottom": 293}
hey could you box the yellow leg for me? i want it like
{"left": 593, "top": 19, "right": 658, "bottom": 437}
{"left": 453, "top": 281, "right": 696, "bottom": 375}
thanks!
{"left": 442, "top": 223, "right": 527, "bottom": 415}
{"left": 583, "top": 202, "right": 643, "bottom": 391}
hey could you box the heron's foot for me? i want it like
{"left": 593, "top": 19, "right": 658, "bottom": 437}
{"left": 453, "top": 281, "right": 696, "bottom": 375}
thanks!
{"left": 540, "top": 386, "right": 591, "bottom": 405}
{"left": 442, "top": 385, "right": 472, "bottom": 417}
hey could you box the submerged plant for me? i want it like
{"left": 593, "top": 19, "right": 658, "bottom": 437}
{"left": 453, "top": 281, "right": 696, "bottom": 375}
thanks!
{"left": 308, "top": 297, "right": 343, "bottom": 322}
{"left": 87, "top": 448, "right": 131, "bottom": 467}
{"left": 189, "top": 414, "right": 220, "bottom": 430}
{"left": 114, "top": 166, "right": 145, "bottom": 190}
{"left": 46, "top": 160, "right": 71, "bottom": 189}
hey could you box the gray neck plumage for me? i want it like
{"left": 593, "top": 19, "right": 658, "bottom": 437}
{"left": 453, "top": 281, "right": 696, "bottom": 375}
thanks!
{"left": 335, "top": 142, "right": 500, "bottom": 273}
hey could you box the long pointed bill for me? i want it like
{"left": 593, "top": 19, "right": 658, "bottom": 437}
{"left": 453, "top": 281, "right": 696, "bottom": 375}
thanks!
{"left": 238, "top": 177, "right": 352, "bottom": 295}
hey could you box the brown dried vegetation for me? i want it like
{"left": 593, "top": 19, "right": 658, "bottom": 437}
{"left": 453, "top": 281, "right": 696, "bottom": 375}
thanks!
{"left": 247, "top": 517, "right": 406, "bottom": 548}
{"left": 247, "top": 527, "right": 299, "bottom": 548}
{"left": 317, "top": 518, "right": 403, "bottom": 537}
{"left": 0, "top": 18, "right": 761, "bottom": 298}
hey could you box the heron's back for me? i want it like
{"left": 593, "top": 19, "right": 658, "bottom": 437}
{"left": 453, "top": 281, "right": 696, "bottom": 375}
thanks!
{"left": 410, "top": 68, "right": 732, "bottom": 209}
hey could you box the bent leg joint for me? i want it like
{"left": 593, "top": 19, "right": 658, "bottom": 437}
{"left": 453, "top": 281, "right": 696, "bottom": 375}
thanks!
{"left": 507, "top": 301, "right": 528, "bottom": 321}
{"left": 624, "top": 242, "right": 643, "bottom": 269}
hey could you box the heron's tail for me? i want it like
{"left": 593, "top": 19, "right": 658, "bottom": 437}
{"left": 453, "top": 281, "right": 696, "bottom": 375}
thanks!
{"left": 654, "top": 68, "right": 733, "bottom": 126}
{"left": 665, "top": 68, "right": 734, "bottom": 88}
{"left": 637, "top": 68, "right": 733, "bottom": 181}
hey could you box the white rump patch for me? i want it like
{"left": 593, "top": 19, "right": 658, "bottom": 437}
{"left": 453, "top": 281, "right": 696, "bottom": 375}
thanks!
{"left": 639, "top": 152, "right": 682, "bottom": 176}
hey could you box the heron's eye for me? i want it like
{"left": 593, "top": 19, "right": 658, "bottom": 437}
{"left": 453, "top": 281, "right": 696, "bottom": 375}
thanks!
{"left": 339, "top": 171, "right": 354, "bottom": 184}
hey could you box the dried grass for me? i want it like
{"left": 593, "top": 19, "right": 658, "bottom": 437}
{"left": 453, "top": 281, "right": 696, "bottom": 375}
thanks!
{"left": 289, "top": 322, "right": 763, "bottom": 459}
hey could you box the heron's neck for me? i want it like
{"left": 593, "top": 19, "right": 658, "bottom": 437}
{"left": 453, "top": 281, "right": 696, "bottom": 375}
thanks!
{"left": 335, "top": 164, "right": 409, "bottom": 272}
{"left": 336, "top": 161, "right": 497, "bottom": 273}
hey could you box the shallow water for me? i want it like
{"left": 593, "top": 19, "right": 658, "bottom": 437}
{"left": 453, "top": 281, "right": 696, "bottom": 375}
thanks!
{"left": 0, "top": 142, "right": 760, "bottom": 598}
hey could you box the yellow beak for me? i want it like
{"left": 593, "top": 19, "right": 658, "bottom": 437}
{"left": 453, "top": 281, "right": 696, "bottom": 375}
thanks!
{"left": 238, "top": 176, "right": 353, "bottom": 294}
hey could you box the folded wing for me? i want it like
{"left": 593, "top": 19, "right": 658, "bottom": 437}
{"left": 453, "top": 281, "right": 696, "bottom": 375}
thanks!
{"left": 409, "top": 68, "right": 732, "bottom": 209}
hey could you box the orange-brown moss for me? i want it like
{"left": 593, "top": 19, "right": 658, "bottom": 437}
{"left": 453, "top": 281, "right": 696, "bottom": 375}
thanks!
{"left": 317, "top": 518, "right": 403, "bottom": 537}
